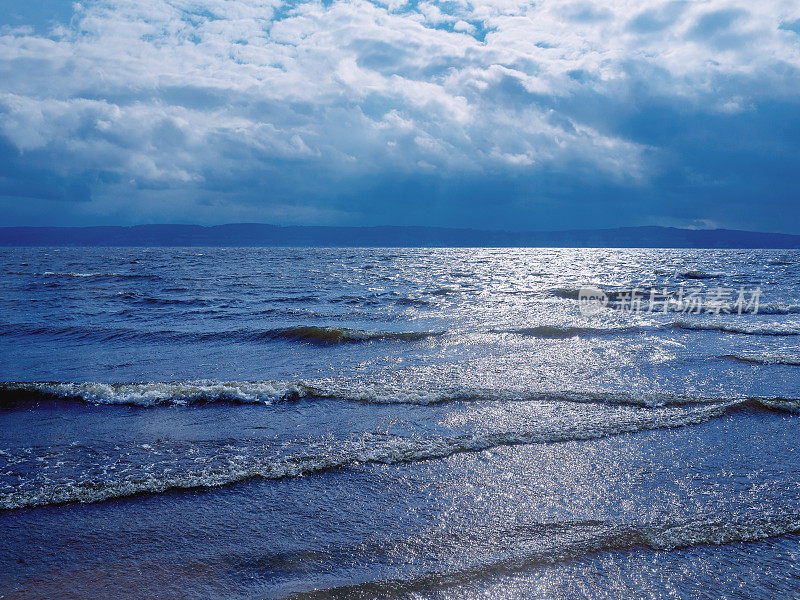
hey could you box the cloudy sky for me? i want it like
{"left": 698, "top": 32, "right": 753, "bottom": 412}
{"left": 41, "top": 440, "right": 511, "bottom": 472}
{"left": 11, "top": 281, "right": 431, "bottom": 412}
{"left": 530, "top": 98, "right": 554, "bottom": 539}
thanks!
{"left": 1, "top": 0, "right": 799, "bottom": 231}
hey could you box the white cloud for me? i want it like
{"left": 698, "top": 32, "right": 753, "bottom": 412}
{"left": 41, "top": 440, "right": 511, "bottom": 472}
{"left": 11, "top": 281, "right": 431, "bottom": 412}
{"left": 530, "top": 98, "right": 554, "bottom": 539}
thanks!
{"left": 0, "top": 0, "right": 799, "bottom": 220}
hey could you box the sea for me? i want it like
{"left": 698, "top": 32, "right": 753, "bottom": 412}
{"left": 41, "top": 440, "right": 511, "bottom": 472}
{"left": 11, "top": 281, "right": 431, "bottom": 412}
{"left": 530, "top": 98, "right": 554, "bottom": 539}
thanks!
{"left": 0, "top": 247, "right": 798, "bottom": 599}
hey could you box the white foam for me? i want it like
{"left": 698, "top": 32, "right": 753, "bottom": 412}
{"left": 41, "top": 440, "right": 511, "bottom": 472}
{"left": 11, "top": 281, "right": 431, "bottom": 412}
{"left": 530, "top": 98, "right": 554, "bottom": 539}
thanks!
{"left": 2, "top": 380, "right": 317, "bottom": 406}
{"left": 0, "top": 402, "right": 735, "bottom": 510}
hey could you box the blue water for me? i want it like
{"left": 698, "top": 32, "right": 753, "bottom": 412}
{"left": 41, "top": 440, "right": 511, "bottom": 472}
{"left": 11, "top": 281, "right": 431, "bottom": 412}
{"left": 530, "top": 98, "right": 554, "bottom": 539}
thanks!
{"left": 0, "top": 247, "right": 799, "bottom": 599}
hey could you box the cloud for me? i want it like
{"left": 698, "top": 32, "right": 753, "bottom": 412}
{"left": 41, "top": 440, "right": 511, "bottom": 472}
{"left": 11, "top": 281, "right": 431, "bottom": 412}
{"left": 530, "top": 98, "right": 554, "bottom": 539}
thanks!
{"left": 1, "top": 0, "right": 800, "bottom": 229}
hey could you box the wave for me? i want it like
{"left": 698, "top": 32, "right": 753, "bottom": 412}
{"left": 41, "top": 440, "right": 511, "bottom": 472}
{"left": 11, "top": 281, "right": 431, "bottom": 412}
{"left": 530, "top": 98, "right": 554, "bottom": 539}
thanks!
{"left": 6, "top": 318, "right": 800, "bottom": 347}
{"left": 0, "top": 323, "right": 445, "bottom": 345}
{"left": 494, "top": 321, "right": 800, "bottom": 339}
{"left": 550, "top": 287, "right": 582, "bottom": 300}
{"left": 648, "top": 303, "right": 800, "bottom": 316}
{"left": 268, "top": 295, "right": 319, "bottom": 303}
{"left": 394, "top": 297, "right": 433, "bottom": 307}
{"left": 293, "top": 513, "right": 800, "bottom": 599}
{"left": 0, "top": 381, "right": 318, "bottom": 407}
{"left": 135, "top": 296, "right": 208, "bottom": 306}
{"left": 40, "top": 271, "right": 158, "bottom": 279}
{"left": 635, "top": 302, "right": 800, "bottom": 315}
{"left": 0, "top": 323, "right": 152, "bottom": 343}
{"left": 427, "top": 287, "right": 456, "bottom": 296}
{"left": 755, "top": 398, "right": 800, "bottom": 413}
{"left": 0, "top": 403, "right": 734, "bottom": 510}
{"left": 681, "top": 270, "right": 726, "bottom": 279}
{"left": 108, "top": 293, "right": 208, "bottom": 307}
{"left": 720, "top": 352, "right": 800, "bottom": 366}
{"left": 2, "top": 381, "right": 798, "bottom": 414}
{"left": 259, "top": 326, "right": 444, "bottom": 344}
{"left": 491, "top": 325, "right": 644, "bottom": 339}
{"left": 671, "top": 320, "right": 800, "bottom": 336}
{"left": 753, "top": 303, "right": 800, "bottom": 315}
{"left": 7, "top": 322, "right": 635, "bottom": 344}
{"left": 518, "top": 391, "right": 799, "bottom": 413}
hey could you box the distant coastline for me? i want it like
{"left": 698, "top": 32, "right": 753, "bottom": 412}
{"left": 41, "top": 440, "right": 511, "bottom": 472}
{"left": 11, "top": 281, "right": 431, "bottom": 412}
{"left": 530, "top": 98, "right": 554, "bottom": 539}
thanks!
{"left": 1, "top": 224, "right": 799, "bottom": 248}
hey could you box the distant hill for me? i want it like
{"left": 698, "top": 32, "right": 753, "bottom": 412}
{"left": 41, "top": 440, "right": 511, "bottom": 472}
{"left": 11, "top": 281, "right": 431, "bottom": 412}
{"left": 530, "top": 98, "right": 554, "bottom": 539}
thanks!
{"left": 1, "top": 224, "right": 799, "bottom": 248}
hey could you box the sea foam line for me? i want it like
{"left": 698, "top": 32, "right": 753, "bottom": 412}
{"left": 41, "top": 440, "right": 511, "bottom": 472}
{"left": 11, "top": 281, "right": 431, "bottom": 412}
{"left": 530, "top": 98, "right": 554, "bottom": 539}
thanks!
{"left": 0, "top": 381, "right": 317, "bottom": 407}
{"left": 0, "top": 403, "right": 735, "bottom": 510}
{"left": 1, "top": 381, "right": 798, "bottom": 412}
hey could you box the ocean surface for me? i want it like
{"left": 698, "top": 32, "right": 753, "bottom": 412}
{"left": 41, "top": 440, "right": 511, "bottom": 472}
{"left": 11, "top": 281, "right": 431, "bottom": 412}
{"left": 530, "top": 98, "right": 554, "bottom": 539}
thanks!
{"left": 0, "top": 247, "right": 799, "bottom": 599}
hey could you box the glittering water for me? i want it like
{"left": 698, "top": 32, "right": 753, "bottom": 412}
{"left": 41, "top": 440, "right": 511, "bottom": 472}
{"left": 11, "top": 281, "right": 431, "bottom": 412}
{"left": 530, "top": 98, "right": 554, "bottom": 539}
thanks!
{"left": 0, "top": 247, "right": 799, "bottom": 599}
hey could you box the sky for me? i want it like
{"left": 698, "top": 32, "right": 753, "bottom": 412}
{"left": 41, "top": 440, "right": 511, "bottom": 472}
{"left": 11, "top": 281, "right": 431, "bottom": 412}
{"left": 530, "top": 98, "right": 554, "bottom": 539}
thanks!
{"left": 1, "top": 0, "right": 799, "bottom": 231}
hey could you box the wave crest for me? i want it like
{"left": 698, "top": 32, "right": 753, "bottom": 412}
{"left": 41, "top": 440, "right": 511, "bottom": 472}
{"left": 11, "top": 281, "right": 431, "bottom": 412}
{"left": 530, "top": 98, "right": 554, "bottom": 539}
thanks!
{"left": 2, "top": 381, "right": 798, "bottom": 412}
{"left": 0, "top": 323, "right": 445, "bottom": 345}
{"left": 491, "top": 325, "right": 642, "bottom": 338}
{"left": 0, "top": 381, "right": 317, "bottom": 407}
{"left": 681, "top": 270, "right": 726, "bottom": 279}
{"left": 259, "top": 326, "right": 444, "bottom": 344}
{"left": 0, "top": 403, "right": 734, "bottom": 510}
{"left": 720, "top": 353, "right": 800, "bottom": 366}
{"left": 672, "top": 320, "right": 800, "bottom": 336}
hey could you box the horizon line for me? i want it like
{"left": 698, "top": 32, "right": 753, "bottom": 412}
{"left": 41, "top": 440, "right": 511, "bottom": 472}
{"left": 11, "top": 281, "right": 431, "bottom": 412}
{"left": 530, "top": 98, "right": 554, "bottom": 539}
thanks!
{"left": 2, "top": 223, "right": 800, "bottom": 236}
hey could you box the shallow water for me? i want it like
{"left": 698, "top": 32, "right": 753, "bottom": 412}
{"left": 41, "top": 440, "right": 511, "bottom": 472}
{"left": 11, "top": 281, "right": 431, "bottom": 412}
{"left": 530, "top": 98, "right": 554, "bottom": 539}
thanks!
{"left": 0, "top": 247, "right": 798, "bottom": 598}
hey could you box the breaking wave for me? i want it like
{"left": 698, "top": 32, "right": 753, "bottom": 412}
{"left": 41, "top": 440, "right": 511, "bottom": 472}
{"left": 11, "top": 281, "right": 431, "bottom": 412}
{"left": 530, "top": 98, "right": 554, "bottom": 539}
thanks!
{"left": 0, "top": 403, "right": 735, "bottom": 510}
{"left": 2, "top": 381, "right": 798, "bottom": 413}
{"left": 0, "top": 381, "right": 318, "bottom": 407}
